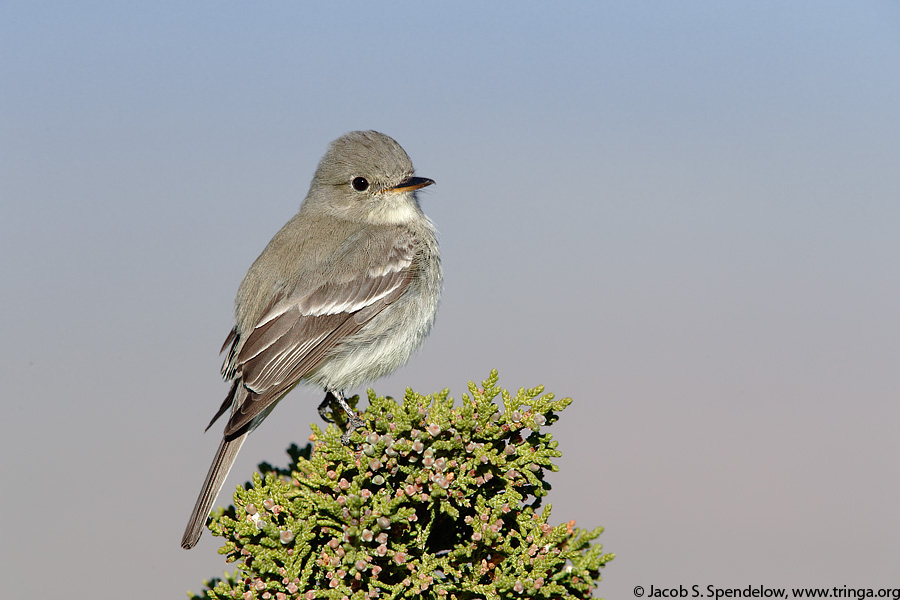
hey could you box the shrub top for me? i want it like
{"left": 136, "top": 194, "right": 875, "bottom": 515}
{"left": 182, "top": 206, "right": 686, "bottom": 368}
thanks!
{"left": 192, "top": 371, "right": 613, "bottom": 600}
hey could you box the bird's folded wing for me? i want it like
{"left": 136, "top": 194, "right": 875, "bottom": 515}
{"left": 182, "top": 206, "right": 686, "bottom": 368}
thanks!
{"left": 218, "top": 232, "right": 416, "bottom": 437}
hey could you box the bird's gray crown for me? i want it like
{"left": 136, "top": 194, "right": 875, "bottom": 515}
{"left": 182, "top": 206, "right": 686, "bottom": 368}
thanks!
{"left": 312, "top": 130, "right": 415, "bottom": 190}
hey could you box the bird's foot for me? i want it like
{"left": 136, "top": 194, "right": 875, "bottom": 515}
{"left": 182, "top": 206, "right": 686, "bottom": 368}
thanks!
{"left": 320, "top": 389, "right": 366, "bottom": 445}
{"left": 317, "top": 392, "right": 337, "bottom": 423}
{"left": 340, "top": 412, "right": 366, "bottom": 445}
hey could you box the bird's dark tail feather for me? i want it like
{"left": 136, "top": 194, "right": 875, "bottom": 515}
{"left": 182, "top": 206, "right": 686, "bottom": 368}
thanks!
{"left": 181, "top": 434, "right": 246, "bottom": 549}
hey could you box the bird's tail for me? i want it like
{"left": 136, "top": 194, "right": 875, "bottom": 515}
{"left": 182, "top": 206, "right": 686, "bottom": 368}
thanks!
{"left": 181, "top": 433, "right": 247, "bottom": 549}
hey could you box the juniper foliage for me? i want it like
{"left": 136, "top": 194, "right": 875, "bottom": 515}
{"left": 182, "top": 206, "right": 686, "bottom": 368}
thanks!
{"left": 190, "top": 371, "right": 613, "bottom": 599}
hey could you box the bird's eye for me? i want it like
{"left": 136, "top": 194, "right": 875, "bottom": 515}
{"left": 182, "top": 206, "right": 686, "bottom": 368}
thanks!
{"left": 351, "top": 177, "right": 369, "bottom": 191}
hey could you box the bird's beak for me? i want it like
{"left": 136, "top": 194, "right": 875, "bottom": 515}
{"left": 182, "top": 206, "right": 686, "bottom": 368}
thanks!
{"left": 387, "top": 176, "right": 435, "bottom": 193}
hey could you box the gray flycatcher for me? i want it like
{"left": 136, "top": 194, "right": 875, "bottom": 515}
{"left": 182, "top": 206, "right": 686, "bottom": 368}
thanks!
{"left": 181, "top": 131, "right": 441, "bottom": 549}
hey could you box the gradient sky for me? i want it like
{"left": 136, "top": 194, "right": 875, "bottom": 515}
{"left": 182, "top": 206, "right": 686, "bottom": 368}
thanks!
{"left": 2, "top": 2, "right": 899, "bottom": 598}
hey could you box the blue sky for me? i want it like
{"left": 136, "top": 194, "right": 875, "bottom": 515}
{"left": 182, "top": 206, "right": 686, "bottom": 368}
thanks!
{"left": 2, "top": 2, "right": 899, "bottom": 598}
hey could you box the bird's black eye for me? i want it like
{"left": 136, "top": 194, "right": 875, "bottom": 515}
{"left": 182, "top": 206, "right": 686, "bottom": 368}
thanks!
{"left": 351, "top": 177, "right": 369, "bottom": 191}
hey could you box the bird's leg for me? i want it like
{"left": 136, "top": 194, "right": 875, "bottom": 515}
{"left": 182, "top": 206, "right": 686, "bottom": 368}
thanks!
{"left": 334, "top": 390, "right": 366, "bottom": 445}
{"left": 317, "top": 391, "right": 337, "bottom": 423}
{"left": 319, "top": 389, "right": 366, "bottom": 445}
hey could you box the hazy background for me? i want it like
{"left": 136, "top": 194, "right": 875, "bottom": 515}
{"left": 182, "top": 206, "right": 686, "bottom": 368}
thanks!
{"left": 2, "top": 2, "right": 899, "bottom": 598}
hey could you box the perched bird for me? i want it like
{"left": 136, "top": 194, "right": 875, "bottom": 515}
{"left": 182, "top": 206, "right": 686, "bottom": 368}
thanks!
{"left": 181, "top": 131, "right": 441, "bottom": 549}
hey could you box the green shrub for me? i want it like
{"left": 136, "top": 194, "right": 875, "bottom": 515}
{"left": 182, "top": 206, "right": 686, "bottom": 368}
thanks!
{"left": 190, "top": 371, "right": 613, "bottom": 599}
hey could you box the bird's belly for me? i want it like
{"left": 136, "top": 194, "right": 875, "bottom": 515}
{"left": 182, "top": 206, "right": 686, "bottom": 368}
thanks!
{"left": 306, "top": 277, "right": 440, "bottom": 390}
